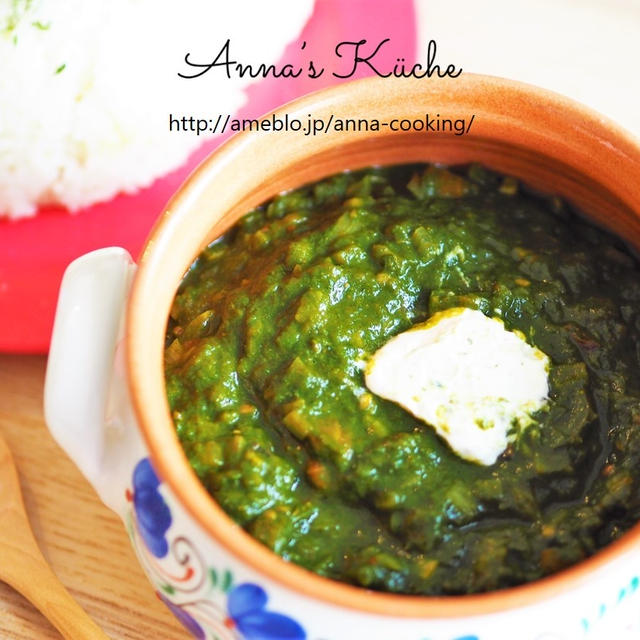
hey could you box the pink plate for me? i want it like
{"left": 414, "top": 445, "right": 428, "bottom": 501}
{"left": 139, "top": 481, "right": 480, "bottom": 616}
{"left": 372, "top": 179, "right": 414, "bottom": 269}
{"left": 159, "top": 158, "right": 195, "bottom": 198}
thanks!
{"left": 0, "top": 0, "right": 416, "bottom": 353}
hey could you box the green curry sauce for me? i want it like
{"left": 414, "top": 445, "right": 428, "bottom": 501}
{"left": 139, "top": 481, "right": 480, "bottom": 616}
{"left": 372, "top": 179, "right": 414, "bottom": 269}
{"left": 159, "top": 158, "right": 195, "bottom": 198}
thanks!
{"left": 165, "top": 164, "right": 640, "bottom": 595}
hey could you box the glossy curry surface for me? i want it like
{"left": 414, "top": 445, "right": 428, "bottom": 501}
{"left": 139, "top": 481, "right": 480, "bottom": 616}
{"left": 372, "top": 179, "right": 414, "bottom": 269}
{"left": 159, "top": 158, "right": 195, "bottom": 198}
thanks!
{"left": 165, "top": 164, "right": 640, "bottom": 595}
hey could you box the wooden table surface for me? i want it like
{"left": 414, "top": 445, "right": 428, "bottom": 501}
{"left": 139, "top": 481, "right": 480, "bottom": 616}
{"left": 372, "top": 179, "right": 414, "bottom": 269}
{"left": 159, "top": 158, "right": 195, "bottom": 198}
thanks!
{"left": 0, "top": 354, "right": 189, "bottom": 639}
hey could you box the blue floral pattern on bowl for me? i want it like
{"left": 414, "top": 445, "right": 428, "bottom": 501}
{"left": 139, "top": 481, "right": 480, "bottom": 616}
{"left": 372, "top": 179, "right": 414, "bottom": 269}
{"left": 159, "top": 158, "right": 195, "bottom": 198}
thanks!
{"left": 130, "top": 458, "right": 172, "bottom": 558}
{"left": 126, "top": 457, "right": 307, "bottom": 639}
{"left": 159, "top": 593, "right": 206, "bottom": 639}
{"left": 227, "top": 583, "right": 306, "bottom": 640}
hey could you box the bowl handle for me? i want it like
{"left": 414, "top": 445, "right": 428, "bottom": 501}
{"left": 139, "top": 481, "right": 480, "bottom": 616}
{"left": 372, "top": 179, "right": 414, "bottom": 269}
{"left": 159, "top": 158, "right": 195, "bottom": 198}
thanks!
{"left": 45, "top": 248, "right": 139, "bottom": 509}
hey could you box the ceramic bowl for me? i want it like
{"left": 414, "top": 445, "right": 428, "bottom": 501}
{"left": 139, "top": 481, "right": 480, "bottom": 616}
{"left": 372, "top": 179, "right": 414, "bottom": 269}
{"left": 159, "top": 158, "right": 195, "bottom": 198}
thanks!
{"left": 45, "top": 75, "right": 640, "bottom": 640}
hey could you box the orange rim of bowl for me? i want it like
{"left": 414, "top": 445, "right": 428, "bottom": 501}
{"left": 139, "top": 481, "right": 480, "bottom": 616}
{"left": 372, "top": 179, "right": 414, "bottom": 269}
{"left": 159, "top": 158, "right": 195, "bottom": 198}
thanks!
{"left": 127, "top": 74, "right": 640, "bottom": 618}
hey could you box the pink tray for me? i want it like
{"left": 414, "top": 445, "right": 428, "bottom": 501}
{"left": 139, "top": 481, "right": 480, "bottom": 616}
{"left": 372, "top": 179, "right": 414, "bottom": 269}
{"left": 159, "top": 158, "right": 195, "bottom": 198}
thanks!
{"left": 0, "top": 0, "right": 416, "bottom": 353}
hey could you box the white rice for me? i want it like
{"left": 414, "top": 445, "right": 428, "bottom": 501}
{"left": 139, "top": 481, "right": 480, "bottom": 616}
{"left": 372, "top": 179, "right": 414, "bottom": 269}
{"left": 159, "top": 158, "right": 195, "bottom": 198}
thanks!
{"left": 0, "top": 0, "right": 313, "bottom": 218}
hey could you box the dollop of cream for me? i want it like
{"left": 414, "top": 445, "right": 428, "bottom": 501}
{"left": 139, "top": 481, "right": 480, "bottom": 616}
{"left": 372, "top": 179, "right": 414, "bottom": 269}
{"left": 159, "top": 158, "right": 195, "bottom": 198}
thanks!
{"left": 365, "top": 307, "right": 549, "bottom": 465}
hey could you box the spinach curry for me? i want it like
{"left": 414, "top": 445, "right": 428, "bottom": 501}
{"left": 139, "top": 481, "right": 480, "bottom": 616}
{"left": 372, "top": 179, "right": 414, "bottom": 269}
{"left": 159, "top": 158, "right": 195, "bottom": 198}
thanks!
{"left": 165, "top": 164, "right": 640, "bottom": 595}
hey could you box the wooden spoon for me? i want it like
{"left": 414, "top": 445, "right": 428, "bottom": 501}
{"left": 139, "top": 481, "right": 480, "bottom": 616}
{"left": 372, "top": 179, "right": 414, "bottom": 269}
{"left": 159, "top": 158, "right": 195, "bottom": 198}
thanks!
{"left": 0, "top": 431, "right": 109, "bottom": 639}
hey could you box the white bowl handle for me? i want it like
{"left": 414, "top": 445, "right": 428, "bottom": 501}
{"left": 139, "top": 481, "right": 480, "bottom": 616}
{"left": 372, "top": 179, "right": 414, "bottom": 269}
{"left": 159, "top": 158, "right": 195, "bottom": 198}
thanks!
{"left": 45, "top": 248, "right": 138, "bottom": 508}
